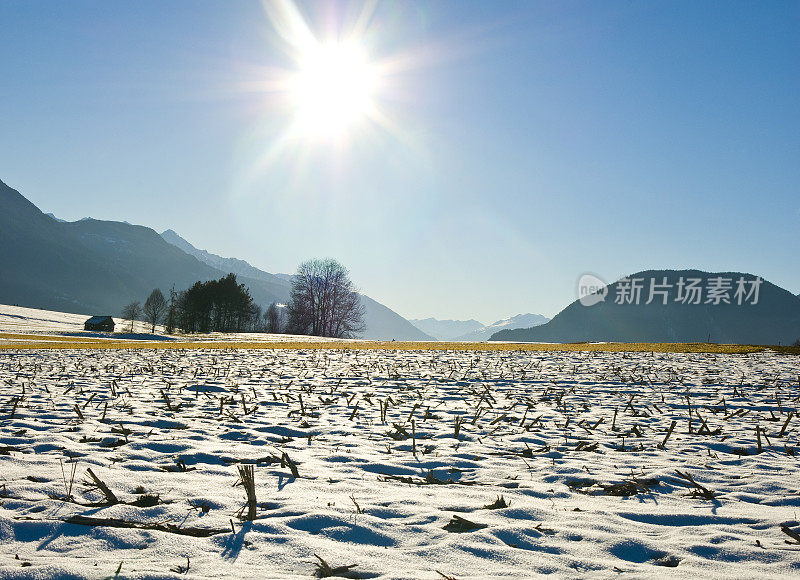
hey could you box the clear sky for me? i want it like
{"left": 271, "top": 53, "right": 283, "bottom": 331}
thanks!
{"left": 1, "top": 0, "right": 798, "bottom": 323}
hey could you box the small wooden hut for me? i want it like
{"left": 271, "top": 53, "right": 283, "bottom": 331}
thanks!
{"left": 84, "top": 316, "right": 115, "bottom": 332}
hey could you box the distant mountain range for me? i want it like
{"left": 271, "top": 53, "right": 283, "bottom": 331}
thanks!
{"left": 0, "top": 178, "right": 432, "bottom": 340}
{"left": 411, "top": 313, "right": 550, "bottom": 341}
{"left": 408, "top": 318, "right": 484, "bottom": 341}
{"left": 491, "top": 269, "right": 800, "bottom": 345}
{"left": 454, "top": 313, "right": 550, "bottom": 341}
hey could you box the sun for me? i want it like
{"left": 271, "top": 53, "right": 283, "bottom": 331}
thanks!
{"left": 289, "top": 41, "right": 377, "bottom": 139}
{"left": 247, "top": 0, "right": 407, "bottom": 160}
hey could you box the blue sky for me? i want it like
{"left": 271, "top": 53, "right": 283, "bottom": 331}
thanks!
{"left": 1, "top": 0, "right": 798, "bottom": 323}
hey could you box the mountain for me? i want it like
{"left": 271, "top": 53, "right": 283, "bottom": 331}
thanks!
{"left": 0, "top": 178, "right": 286, "bottom": 315}
{"left": 453, "top": 313, "right": 550, "bottom": 341}
{"left": 409, "top": 314, "right": 550, "bottom": 341}
{"left": 160, "top": 229, "right": 433, "bottom": 341}
{"left": 408, "top": 318, "right": 485, "bottom": 341}
{"left": 491, "top": 269, "right": 800, "bottom": 345}
{"left": 0, "top": 179, "right": 432, "bottom": 340}
{"left": 357, "top": 296, "right": 435, "bottom": 341}
{"left": 161, "top": 229, "right": 289, "bottom": 288}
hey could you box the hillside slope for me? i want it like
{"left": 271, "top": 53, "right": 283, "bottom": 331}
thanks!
{"left": 491, "top": 269, "right": 800, "bottom": 345}
{"left": 0, "top": 179, "right": 241, "bottom": 314}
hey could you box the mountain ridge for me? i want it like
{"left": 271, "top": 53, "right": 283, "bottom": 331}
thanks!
{"left": 408, "top": 318, "right": 485, "bottom": 341}
{"left": 160, "top": 229, "right": 289, "bottom": 288}
{"left": 454, "top": 313, "right": 550, "bottom": 341}
{"left": 410, "top": 313, "right": 550, "bottom": 341}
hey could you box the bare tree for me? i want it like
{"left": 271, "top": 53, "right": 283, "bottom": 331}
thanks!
{"left": 286, "top": 259, "right": 365, "bottom": 338}
{"left": 165, "top": 285, "right": 177, "bottom": 334}
{"left": 250, "top": 304, "right": 263, "bottom": 332}
{"left": 264, "top": 302, "right": 286, "bottom": 334}
{"left": 143, "top": 288, "right": 167, "bottom": 333}
{"left": 121, "top": 301, "right": 141, "bottom": 333}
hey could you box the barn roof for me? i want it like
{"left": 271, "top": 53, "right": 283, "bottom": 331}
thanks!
{"left": 85, "top": 316, "right": 114, "bottom": 324}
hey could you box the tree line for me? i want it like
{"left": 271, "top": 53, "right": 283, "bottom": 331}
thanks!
{"left": 121, "top": 258, "right": 363, "bottom": 338}
{"left": 166, "top": 273, "right": 258, "bottom": 333}
{"left": 122, "top": 274, "right": 262, "bottom": 334}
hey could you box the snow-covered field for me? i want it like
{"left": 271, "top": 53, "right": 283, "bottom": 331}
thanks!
{"left": 0, "top": 304, "right": 164, "bottom": 337}
{"left": 1, "top": 346, "right": 799, "bottom": 579}
{"left": 0, "top": 304, "right": 340, "bottom": 346}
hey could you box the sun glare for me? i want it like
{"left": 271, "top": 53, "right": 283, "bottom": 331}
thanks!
{"left": 238, "top": 0, "right": 424, "bottom": 178}
{"left": 254, "top": 0, "right": 390, "bottom": 145}
{"left": 290, "top": 42, "right": 377, "bottom": 138}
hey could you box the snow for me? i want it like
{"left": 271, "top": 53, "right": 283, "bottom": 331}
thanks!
{"left": 0, "top": 304, "right": 339, "bottom": 346}
{"left": 1, "top": 341, "right": 799, "bottom": 578}
{"left": 0, "top": 304, "right": 159, "bottom": 336}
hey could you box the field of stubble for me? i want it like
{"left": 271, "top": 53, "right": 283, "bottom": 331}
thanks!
{"left": 1, "top": 347, "right": 799, "bottom": 579}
